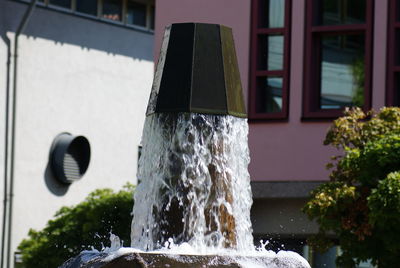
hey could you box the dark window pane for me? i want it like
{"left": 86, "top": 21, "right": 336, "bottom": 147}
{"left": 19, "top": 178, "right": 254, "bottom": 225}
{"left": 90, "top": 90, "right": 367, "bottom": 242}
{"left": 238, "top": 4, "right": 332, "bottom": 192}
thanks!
{"left": 397, "top": 0, "right": 400, "bottom": 22}
{"left": 150, "top": 6, "right": 155, "bottom": 30}
{"left": 258, "top": 0, "right": 285, "bottom": 28}
{"left": 396, "top": 29, "right": 400, "bottom": 66}
{"left": 257, "top": 77, "right": 283, "bottom": 113}
{"left": 394, "top": 73, "right": 400, "bottom": 106}
{"left": 49, "top": 0, "right": 71, "bottom": 9}
{"left": 76, "top": 0, "right": 97, "bottom": 16}
{"left": 127, "top": 1, "right": 147, "bottom": 27}
{"left": 320, "top": 34, "right": 365, "bottom": 109}
{"left": 257, "top": 35, "right": 284, "bottom": 70}
{"left": 312, "top": 246, "right": 337, "bottom": 267}
{"left": 316, "top": 0, "right": 366, "bottom": 25}
{"left": 103, "top": 0, "right": 122, "bottom": 21}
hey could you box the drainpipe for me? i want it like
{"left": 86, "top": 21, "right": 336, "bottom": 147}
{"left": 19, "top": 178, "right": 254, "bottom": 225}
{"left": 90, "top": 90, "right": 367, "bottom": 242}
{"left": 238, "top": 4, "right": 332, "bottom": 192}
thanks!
{"left": 1, "top": 33, "right": 11, "bottom": 268}
{"left": 3, "top": 1, "right": 38, "bottom": 268}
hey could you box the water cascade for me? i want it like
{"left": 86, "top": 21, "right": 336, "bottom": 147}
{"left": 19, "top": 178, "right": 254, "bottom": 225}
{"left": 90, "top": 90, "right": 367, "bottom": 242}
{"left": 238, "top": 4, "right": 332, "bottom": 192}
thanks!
{"left": 61, "top": 23, "right": 310, "bottom": 268}
{"left": 131, "top": 113, "right": 253, "bottom": 251}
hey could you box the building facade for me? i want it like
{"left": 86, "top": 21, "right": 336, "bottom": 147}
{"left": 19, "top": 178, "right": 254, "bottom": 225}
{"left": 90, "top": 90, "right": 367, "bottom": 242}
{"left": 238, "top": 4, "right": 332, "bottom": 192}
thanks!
{"left": 154, "top": 0, "right": 391, "bottom": 267}
{"left": 0, "top": 0, "right": 154, "bottom": 267}
{"left": 1, "top": 0, "right": 395, "bottom": 267}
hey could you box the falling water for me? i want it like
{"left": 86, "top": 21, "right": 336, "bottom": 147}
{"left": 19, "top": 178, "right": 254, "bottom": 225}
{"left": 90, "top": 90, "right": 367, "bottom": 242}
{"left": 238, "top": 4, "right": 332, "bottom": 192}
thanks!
{"left": 131, "top": 113, "right": 253, "bottom": 252}
{"left": 60, "top": 113, "right": 312, "bottom": 267}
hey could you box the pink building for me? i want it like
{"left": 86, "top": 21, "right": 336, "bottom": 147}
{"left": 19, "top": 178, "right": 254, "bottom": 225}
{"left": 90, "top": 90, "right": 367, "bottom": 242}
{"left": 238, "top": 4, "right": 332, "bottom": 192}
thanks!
{"left": 154, "top": 0, "right": 394, "bottom": 266}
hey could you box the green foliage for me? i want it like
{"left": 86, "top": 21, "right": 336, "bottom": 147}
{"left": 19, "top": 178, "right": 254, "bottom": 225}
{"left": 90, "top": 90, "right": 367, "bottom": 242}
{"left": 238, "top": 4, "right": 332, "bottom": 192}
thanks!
{"left": 368, "top": 172, "right": 400, "bottom": 265}
{"left": 303, "top": 107, "right": 400, "bottom": 267}
{"left": 18, "top": 184, "right": 135, "bottom": 268}
{"left": 351, "top": 57, "right": 365, "bottom": 107}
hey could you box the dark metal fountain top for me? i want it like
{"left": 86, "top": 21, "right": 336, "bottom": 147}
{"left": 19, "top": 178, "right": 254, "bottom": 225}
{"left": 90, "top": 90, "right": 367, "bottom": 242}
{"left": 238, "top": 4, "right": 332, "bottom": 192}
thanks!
{"left": 146, "top": 23, "right": 247, "bottom": 118}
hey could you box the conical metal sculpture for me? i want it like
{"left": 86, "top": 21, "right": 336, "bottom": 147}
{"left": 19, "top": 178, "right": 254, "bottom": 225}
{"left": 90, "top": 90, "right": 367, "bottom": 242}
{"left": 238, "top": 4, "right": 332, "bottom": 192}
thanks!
{"left": 146, "top": 23, "right": 247, "bottom": 118}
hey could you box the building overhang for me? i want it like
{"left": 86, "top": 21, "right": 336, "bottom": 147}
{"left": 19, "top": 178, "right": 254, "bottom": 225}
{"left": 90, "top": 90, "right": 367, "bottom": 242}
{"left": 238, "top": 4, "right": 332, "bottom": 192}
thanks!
{"left": 251, "top": 181, "right": 325, "bottom": 199}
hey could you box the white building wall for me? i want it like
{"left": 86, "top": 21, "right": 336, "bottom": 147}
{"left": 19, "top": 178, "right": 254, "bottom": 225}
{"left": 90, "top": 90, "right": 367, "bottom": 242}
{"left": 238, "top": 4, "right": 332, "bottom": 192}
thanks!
{"left": 1, "top": 1, "right": 154, "bottom": 264}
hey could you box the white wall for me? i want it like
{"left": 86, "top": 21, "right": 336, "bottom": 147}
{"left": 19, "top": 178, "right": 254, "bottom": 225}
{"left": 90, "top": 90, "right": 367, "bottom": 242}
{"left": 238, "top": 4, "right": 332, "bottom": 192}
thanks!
{"left": 1, "top": 1, "right": 154, "bottom": 264}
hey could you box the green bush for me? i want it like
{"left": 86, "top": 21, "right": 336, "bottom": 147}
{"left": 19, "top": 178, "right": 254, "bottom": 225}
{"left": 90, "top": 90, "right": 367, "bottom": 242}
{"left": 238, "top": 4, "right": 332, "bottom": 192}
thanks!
{"left": 18, "top": 184, "right": 134, "bottom": 268}
{"left": 303, "top": 107, "right": 400, "bottom": 267}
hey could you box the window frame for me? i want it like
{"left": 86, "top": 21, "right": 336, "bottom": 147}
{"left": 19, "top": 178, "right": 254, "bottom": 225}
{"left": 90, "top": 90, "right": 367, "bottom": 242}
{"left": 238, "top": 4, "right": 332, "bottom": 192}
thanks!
{"left": 302, "top": 0, "right": 373, "bottom": 120}
{"left": 249, "top": 0, "right": 292, "bottom": 121}
{"left": 387, "top": 0, "right": 399, "bottom": 106}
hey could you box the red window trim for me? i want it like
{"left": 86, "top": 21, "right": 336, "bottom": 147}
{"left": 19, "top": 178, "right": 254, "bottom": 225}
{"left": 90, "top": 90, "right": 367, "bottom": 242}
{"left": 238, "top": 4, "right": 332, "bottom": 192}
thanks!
{"left": 302, "top": 0, "right": 374, "bottom": 120}
{"left": 387, "top": 0, "right": 399, "bottom": 106}
{"left": 249, "top": 0, "right": 292, "bottom": 121}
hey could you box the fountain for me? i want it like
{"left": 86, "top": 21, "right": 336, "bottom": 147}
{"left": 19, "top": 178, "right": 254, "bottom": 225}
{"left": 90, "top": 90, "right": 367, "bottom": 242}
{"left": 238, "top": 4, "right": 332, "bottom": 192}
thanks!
{"left": 60, "top": 23, "right": 310, "bottom": 268}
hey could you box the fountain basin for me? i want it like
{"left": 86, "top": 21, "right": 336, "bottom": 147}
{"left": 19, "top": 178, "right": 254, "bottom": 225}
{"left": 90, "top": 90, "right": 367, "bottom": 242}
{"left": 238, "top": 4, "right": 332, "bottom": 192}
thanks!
{"left": 60, "top": 250, "right": 311, "bottom": 268}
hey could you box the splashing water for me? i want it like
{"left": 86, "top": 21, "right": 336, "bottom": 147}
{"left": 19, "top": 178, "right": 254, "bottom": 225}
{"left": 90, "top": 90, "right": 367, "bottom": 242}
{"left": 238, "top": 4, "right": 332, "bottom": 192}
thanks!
{"left": 131, "top": 113, "right": 253, "bottom": 252}
{"left": 61, "top": 112, "right": 311, "bottom": 268}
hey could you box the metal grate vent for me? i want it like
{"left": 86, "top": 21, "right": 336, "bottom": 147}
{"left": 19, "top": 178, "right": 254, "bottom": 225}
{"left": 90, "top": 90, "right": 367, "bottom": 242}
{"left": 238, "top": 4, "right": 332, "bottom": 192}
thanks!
{"left": 63, "top": 153, "right": 81, "bottom": 181}
{"left": 50, "top": 133, "right": 91, "bottom": 184}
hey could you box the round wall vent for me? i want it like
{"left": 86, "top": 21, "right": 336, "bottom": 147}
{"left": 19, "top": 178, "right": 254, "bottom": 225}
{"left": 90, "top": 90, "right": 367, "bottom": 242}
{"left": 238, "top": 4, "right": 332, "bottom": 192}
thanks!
{"left": 50, "top": 133, "right": 91, "bottom": 184}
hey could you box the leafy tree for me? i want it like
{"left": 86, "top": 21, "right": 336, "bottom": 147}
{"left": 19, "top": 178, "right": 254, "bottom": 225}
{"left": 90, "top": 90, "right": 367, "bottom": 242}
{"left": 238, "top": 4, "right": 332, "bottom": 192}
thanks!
{"left": 303, "top": 107, "right": 400, "bottom": 267}
{"left": 18, "top": 184, "right": 134, "bottom": 268}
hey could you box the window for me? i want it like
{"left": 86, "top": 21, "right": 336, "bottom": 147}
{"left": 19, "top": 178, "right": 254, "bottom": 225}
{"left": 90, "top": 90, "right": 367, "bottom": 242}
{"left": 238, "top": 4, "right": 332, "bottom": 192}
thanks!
{"left": 76, "top": 0, "right": 97, "bottom": 16}
{"left": 127, "top": 1, "right": 147, "bottom": 27}
{"left": 249, "top": 0, "right": 291, "bottom": 120}
{"left": 102, "top": 0, "right": 122, "bottom": 21}
{"left": 387, "top": 0, "right": 400, "bottom": 106}
{"left": 49, "top": 0, "right": 71, "bottom": 9}
{"left": 33, "top": 0, "right": 155, "bottom": 31}
{"left": 149, "top": 6, "right": 155, "bottom": 30}
{"left": 303, "top": 0, "right": 373, "bottom": 119}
